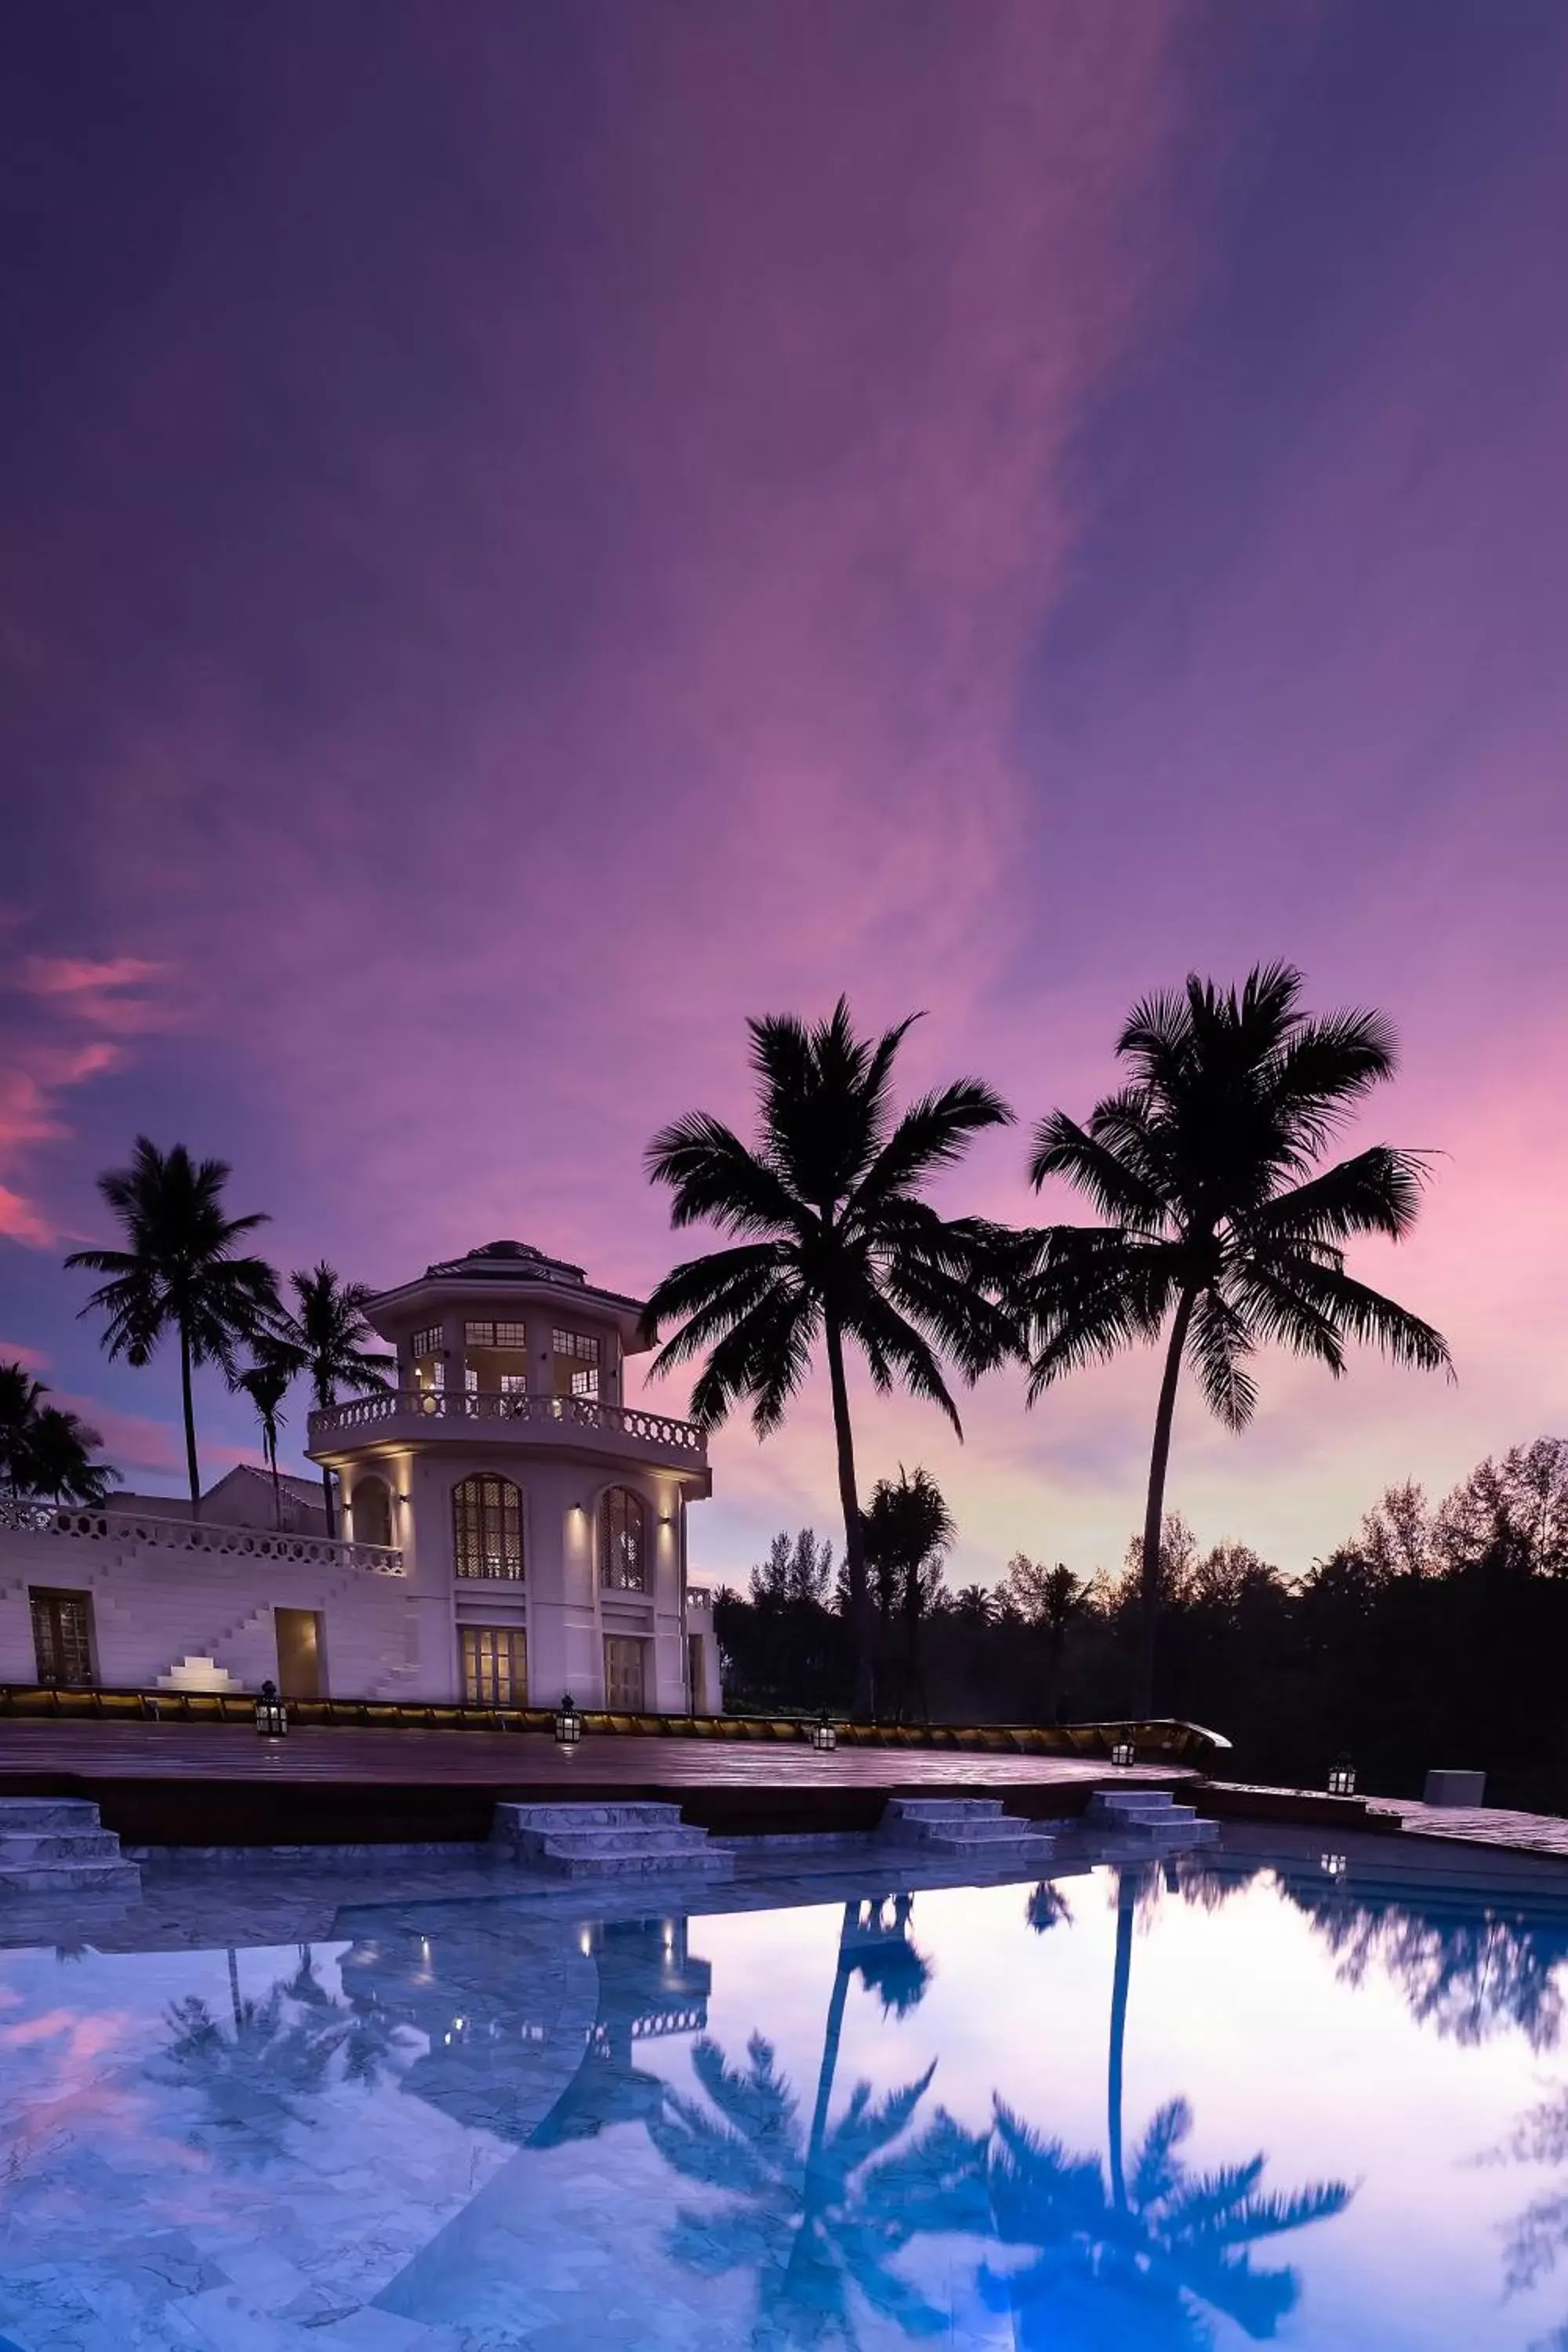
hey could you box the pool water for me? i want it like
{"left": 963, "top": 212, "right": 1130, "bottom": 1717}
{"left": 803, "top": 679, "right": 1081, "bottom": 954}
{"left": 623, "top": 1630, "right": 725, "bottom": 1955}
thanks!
{"left": 3, "top": 1832, "right": 1568, "bottom": 2349}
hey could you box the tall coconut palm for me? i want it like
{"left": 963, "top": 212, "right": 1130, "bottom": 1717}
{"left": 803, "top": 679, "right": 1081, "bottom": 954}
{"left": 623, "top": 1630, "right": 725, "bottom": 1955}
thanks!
{"left": 65, "top": 1138, "right": 279, "bottom": 1516}
{"left": 1019, "top": 965, "right": 1451, "bottom": 1714}
{"left": 643, "top": 1000, "right": 1016, "bottom": 1716}
{"left": 270, "top": 1263, "right": 393, "bottom": 1535}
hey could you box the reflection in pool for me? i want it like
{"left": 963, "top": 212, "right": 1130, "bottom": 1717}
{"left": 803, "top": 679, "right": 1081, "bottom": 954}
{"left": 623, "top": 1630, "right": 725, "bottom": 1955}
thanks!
{"left": 2, "top": 1836, "right": 1568, "bottom": 2347}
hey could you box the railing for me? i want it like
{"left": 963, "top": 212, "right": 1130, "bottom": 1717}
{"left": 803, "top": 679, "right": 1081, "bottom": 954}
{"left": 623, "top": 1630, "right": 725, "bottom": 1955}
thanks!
{"left": 309, "top": 1388, "right": 707, "bottom": 1457}
{"left": 0, "top": 1497, "right": 406, "bottom": 1578}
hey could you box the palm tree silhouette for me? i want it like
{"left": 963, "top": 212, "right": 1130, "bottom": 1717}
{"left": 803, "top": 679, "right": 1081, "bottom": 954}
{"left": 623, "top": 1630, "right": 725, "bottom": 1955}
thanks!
{"left": 234, "top": 1350, "right": 294, "bottom": 1527}
{"left": 642, "top": 1000, "right": 1015, "bottom": 1715}
{"left": 0, "top": 1363, "right": 116, "bottom": 1504}
{"left": 269, "top": 1262, "right": 394, "bottom": 1534}
{"left": 65, "top": 1138, "right": 279, "bottom": 1515}
{"left": 861, "top": 1468, "right": 953, "bottom": 1723}
{"left": 1018, "top": 964, "right": 1450, "bottom": 1711}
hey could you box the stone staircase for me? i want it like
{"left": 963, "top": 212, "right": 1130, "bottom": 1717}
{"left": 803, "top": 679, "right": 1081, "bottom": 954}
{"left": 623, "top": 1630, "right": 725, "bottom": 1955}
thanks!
{"left": 492, "top": 1801, "right": 734, "bottom": 1880}
{"left": 879, "top": 1797, "right": 1058, "bottom": 1867}
{"left": 0, "top": 1798, "right": 143, "bottom": 1895}
{"left": 1083, "top": 1788, "right": 1219, "bottom": 1847}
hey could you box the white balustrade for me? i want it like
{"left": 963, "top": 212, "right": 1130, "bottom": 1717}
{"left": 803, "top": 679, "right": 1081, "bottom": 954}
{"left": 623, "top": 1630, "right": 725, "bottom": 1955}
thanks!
{"left": 0, "top": 1497, "right": 405, "bottom": 1577}
{"left": 307, "top": 1388, "right": 707, "bottom": 1457}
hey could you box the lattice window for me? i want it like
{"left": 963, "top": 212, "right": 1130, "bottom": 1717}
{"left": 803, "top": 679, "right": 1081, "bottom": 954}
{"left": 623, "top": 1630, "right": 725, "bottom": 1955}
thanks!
{"left": 452, "top": 1475, "right": 524, "bottom": 1580}
{"left": 495, "top": 1320, "right": 527, "bottom": 1349}
{"left": 599, "top": 1486, "right": 647, "bottom": 1591}
{"left": 462, "top": 1625, "right": 528, "bottom": 1706}
{"left": 30, "top": 1590, "right": 95, "bottom": 1687}
{"left": 412, "top": 1325, "right": 442, "bottom": 1359}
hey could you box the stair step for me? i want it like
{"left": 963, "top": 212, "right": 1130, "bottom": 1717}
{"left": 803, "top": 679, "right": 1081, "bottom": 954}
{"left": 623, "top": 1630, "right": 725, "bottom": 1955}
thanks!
{"left": 884, "top": 1798, "right": 1004, "bottom": 1823}
{"left": 536, "top": 1846, "right": 735, "bottom": 1881}
{"left": 494, "top": 1802, "right": 684, "bottom": 1836}
{"left": 1089, "top": 1789, "right": 1181, "bottom": 1815}
{"left": 535, "top": 1828, "right": 715, "bottom": 1860}
{"left": 0, "top": 1831, "right": 125, "bottom": 1863}
{"left": 0, "top": 1798, "right": 104, "bottom": 1831}
{"left": 0, "top": 1858, "right": 142, "bottom": 1895}
{"left": 885, "top": 1815, "right": 1053, "bottom": 1846}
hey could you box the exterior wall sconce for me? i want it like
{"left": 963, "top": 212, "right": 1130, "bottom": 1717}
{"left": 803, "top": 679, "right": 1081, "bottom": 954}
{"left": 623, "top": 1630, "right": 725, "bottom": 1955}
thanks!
{"left": 555, "top": 1693, "right": 583, "bottom": 1747}
{"left": 1327, "top": 1756, "right": 1356, "bottom": 1797}
{"left": 255, "top": 1679, "right": 289, "bottom": 1738}
{"left": 810, "top": 1710, "right": 837, "bottom": 1753}
{"left": 1109, "top": 1729, "right": 1136, "bottom": 1768}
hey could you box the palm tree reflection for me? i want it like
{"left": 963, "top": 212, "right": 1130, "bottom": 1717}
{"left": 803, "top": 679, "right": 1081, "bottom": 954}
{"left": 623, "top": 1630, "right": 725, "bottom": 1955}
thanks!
{"left": 153, "top": 1946, "right": 408, "bottom": 2166}
{"left": 985, "top": 1866, "right": 1351, "bottom": 2347}
{"left": 653, "top": 1891, "right": 982, "bottom": 2345}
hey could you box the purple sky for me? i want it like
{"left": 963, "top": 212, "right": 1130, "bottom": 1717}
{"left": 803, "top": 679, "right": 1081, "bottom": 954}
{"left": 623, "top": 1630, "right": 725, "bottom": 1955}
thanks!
{"left": 3, "top": 2, "right": 1566, "bottom": 1588}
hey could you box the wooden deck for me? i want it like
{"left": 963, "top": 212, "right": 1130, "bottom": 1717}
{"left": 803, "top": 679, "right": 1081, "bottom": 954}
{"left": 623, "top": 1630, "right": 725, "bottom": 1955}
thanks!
{"left": 0, "top": 1719, "right": 1193, "bottom": 1846}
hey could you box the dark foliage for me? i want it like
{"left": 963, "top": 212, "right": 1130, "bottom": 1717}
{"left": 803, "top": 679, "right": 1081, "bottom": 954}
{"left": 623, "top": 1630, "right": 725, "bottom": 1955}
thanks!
{"left": 714, "top": 1439, "right": 1568, "bottom": 1808}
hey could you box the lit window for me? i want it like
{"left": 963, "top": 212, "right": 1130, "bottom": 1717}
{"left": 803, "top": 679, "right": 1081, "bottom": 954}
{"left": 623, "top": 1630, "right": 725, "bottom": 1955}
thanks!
{"left": 452, "top": 1475, "right": 524, "bottom": 1579}
{"left": 464, "top": 1319, "right": 495, "bottom": 1348}
{"left": 499, "top": 1372, "right": 528, "bottom": 1396}
{"left": 495, "top": 1321, "right": 527, "bottom": 1349}
{"left": 600, "top": 1487, "right": 647, "bottom": 1591}
{"left": 571, "top": 1367, "right": 600, "bottom": 1399}
{"left": 412, "top": 1325, "right": 442, "bottom": 1359}
{"left": 552, "top": 1330, "right": 600, "bottom": 1363}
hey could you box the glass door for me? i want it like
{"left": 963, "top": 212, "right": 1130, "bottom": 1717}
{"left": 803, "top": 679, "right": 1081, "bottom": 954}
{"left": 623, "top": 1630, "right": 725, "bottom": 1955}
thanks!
{"left": 463, "top": 1625, "right": 528, "bottom": 1706}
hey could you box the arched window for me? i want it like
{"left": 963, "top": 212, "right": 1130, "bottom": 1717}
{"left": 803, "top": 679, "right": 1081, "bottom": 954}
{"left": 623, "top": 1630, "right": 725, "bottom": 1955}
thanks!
{"left": 452, "top": 1475, "right": 524, "bottom": 1580}
{"left": 600, "top": 1486, "right": 647, "bottom": 1591}
{"left": 352, "top": 1475, "right": 393, "bottom": 1549}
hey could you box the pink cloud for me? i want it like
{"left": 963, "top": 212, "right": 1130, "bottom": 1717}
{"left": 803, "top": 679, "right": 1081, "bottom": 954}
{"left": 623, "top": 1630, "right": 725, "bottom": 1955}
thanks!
{"left": 20, "top": 953, "right": 172, "bottom": 1035}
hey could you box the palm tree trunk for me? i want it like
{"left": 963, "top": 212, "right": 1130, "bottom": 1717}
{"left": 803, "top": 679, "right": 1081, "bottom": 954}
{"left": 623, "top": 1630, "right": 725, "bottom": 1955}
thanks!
{"left": 1108, "top": 1870, "right": 1134, "bottom": 2212}
{"left": 179, "top": 1320, "right": 201, "bottom": 1516}
{"left": 320, "top": 1465, "right": 336, "bottom": 1540}
{"left": 267, "top": 1428, "right": 281, "bottom": 1530}
{"left": 1137, "top": 1289, "right": 1195, "bottom": 1717}
{"left": 227, "top": 1946, "right": 243, "bottom": 2034}
{"left": 823, "top": 1312, "right": 873, "bottom": 1718}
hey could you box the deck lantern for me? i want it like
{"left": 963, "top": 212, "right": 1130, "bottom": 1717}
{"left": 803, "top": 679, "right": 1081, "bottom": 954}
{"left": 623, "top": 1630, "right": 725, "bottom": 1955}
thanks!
{"left": 810, "top": 1710, "right": 837, "bottom": 1754}
{"left": 554, "top": 1693, "right": 583, "bottom": 1748}
{"left": 1327, "top": 1755, "right": 1356, "bottom": 1798}
{"left": 254, "top": 1679, "right": 288, "bottom": 1739}
{"left": 1109, "top": 1729, "right": 1136, "bottom": 1768}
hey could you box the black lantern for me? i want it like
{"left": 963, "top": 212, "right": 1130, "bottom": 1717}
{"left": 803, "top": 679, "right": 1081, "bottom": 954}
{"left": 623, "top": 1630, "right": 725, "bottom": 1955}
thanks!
{"left": 810, "top": 1710, "right": 837, "bottom": 1754}
{"left": 254, "top": 1679, "right": 288, "bottom": 1738}
{"left": 555, "top": 1693, "right": 583, "bottom": 1747}
{"left": 1109, "top": 1728, "right": 1136, "bottom": 1768}
{"left": 1327, "top": 1755, "right": 1356, "bottom": 1798}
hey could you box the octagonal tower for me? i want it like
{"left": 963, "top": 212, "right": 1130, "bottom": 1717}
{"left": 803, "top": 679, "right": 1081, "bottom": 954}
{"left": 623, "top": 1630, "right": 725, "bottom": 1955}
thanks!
{"left": 307, "top": 1240, "right": 713, "bottom": 1713}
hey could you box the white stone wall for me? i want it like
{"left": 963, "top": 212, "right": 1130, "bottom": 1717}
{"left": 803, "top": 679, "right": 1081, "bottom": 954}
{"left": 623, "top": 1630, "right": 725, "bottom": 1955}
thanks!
{"left": 0, "top": 1522, "right": 419, "bottom": 1699}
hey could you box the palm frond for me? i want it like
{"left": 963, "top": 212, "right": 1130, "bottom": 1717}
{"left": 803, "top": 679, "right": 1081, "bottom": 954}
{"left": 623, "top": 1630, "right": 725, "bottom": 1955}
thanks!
{"left": 1029, "top": 1109, "right": 1170, "bottom": 1229}
{"left": 1247, "top": 1146, "right": 1432, "bottom": 1249}
{"left": 644, "top": 1112, "right": 804, "bottom": 1236}
{"left": 1187, "top": 1288, "right": 1258, "bottom": 1431}
{"left": 857, "top": 1080, "right": 1013, "bottom": 1214}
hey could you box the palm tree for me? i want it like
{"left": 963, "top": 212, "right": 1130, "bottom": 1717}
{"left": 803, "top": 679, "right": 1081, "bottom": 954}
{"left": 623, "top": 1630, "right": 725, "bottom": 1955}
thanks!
{"left": 65, "top": 1138, "right": 279, "bottom": 1515}
{"left": 862, "top": 1467, "right": 953, "bottom": 1722}
{"left": 1019, "top": 964, "right": 1451, "bottom": 1713}
{"left": 642, "top": 999, "right": 1016, "bottom": 1716}
{"left": 234, "top": 1348, "right": 297, "bottom": 1529}
{"left": 0, "top": 1363, "right": 117, "bottom": 1504}
{"left": 270, "top": 1263, "right": 393, "bottom": 1535}
{"left": 26, "top": 1403, "right": 117, "bottom": 1505}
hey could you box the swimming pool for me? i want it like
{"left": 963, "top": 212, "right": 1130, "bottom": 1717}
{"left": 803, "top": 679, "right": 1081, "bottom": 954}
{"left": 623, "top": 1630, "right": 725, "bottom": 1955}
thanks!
{"left": 2, "top": 1828, "right": 1566, "bottom": 2348}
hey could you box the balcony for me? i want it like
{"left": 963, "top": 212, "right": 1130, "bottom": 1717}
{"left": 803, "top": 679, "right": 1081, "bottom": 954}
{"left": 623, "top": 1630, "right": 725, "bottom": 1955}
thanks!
{"left": 0, "top": 1497, "right": 406, "bottom": 1578}
{"left": 307, "top": 1388, "right": 709, "bottom": 1474}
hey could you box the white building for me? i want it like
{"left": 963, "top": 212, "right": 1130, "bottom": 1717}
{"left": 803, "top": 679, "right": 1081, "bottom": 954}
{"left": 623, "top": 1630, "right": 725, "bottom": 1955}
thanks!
{"left": 0, "top": 1240, "right": 717, "bottom": 1715}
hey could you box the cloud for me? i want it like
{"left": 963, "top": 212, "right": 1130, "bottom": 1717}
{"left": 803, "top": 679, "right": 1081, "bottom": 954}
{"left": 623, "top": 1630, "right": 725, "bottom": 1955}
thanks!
{"left": 0, "top": 955, "right": 175, "bottom": 1246}
{"left": 19, "top": 954, "right": 170, "bottom": 1035}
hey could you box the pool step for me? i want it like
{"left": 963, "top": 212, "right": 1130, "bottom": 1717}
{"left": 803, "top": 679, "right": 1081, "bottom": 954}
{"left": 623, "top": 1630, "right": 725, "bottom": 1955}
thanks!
{"left": 1084, "top": 1789, "right": 1219, "bottom": 1846}
{"left": 492, "top": 1800, "right": 734, "bottom": 1880}
{"left": 0, "top": 1797, "right": 142, "bottom": 1895}
{"left": 880, "top": 1797, "right": 1058, "bottom": 1864}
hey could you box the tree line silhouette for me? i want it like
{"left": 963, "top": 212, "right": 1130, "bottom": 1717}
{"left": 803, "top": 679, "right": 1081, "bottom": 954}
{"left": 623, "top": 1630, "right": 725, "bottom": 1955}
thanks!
{"left": 715, "top": 1431, "right": 1568, "bottom": 1806}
